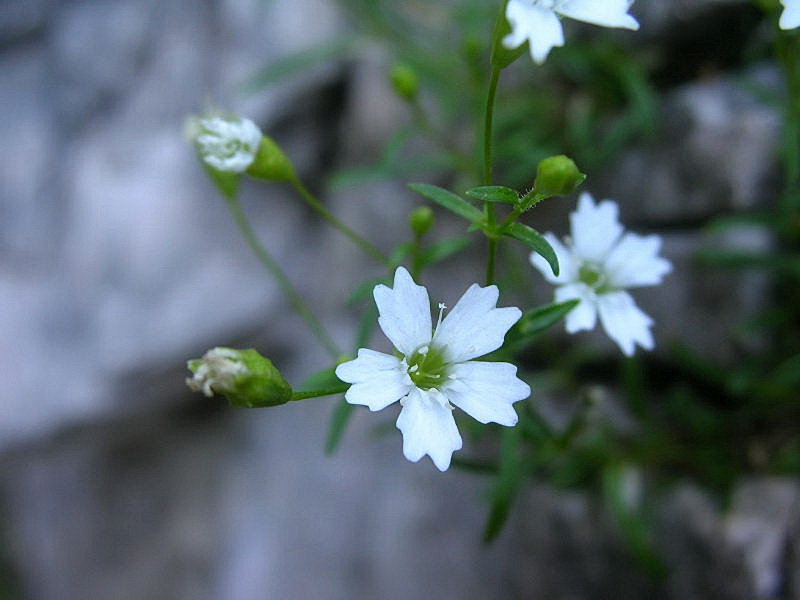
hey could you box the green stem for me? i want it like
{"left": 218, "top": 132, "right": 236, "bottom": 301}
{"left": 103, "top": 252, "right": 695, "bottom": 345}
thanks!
{"left": 290, "top": 177, "right": 392, "bottom": 267}
{"left": 226, "top": 196, "right": 341, "bottom": 360}
{"left": 291, "top": 386, "right": 349, "bottom": 401}
{"left": 482, "top": 66, "right": 502, "bottom": 285}
{"left": 482, "top": 66, "right": 502, "bottom": 187}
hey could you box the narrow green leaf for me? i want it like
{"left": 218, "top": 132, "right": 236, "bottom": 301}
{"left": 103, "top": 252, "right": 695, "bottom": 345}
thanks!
{"left": 241, "top": 36, "right": 356, "bottom": 93}
{"left": 513, "top": 299, "right": 579, "bottom": 338}
{"left": 506, "top": 222, "right": 559, "bottom": 276}
{"left": 296, "top": 366, "right": 342, "bottom": 395}
{"left": 465, "top": 186, "right": 518, "bottom": 204}
{"left": 602, "top": 465, "right": 666, "bottom": 578}
{"left": 325, "top": 399, "right": 356, "bottom": 455}
{"left": 418, "top": 236, "right": 472, "bottom": 269}
{"left": 408, "top": 183, "right": 484, "bottom": 223}
{"left": 483, "top": 425, "right": 523, "bottom": 543}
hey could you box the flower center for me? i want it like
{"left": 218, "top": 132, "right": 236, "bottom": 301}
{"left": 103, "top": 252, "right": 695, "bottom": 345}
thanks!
{"left": 406, "top": 344, "right": 450, "bottom": 391}
{"left": 579, "top": 262, "right": 616, "bottom": 294}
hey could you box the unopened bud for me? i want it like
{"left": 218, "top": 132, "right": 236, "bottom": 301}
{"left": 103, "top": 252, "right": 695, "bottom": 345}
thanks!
{"left": 246, "top": 135, "right": 296, "bottom": 182}
{"left": 533, "top": 155, "right": 586, "bottom": 197}
{"left": 186, "top": 347, "right": 292, "bottom": 408}
{"left": 195, "top": 115, "right": 263, "bottom": 173}
{"left": 410, "top": 206, "right": 434, "bottom": 237}
{"left": 390, "top": 63, "right": 419, "bottom": 101}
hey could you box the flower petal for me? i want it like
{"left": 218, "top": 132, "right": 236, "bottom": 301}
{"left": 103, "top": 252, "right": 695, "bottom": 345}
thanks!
{"left": 596, "top": 291, "right": 654, "bottom": 356}
{"left": 396, "top": 388, "right": 462, "bottom": 471}
{"left": 443, "top": 361, "right": 530, "bottom": 426}
{"left": 557, "top": 0, "right": 640, "bottom": 30}
{"left": 433, "top": 284, "right": 521, "bottom": 363}
{"left": 604, "top": 232, "right": 672, "bottom": 288}
{"left": 503, "top": 0, "right": 565, "bottom": 64}
{"left": 530, "top": 233, "right": 578, "bottom": 284}
{"left": 570, "top": 192, "right": 624, "bottom": 262}
{"left": 373, "top": 267, "right": 432, "bottom": 357}
{"left": 336, "top": 349, "right": 412, "bottom": 411}
{"left": 556, "top": 283, "right": 597, "bottom": 333}
{"left": 781, "top": 0, "right": 800, "bottom": 29}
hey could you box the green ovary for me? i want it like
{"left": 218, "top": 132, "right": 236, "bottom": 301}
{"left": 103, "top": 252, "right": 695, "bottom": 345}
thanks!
{"left": 406, "top": 345, "right": 451, "bottom": 390}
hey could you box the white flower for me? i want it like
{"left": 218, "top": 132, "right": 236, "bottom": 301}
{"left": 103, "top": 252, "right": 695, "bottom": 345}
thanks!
{"left": 503, "top": 0, "right": 640, "bottom": 64}
{"left": 196, "top": 116, "right": 262, "bottom": 173}
{"left": 335, "top": 267, "right": 531, "bottom": 471}
{"left": 780, "top": 0, "right": 800, "bottom": 30}
{"left": 530, "top": 192, "right": 671, "bottom": 356}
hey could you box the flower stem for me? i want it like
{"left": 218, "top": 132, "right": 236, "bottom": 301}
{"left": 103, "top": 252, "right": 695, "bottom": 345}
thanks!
{"left": 482, "top": 66, "right": 501, "bottom": 187}
{"left": 225, "top": 196, "right": 341, "bottom": 360}
{"left": 291, "top": 386, "right": 349, "bottom": 402}
{"left": 482, "top": 65, "right": 502, "bottom": 285}
{"left": 290, "top": 177, "right": 392, "bottom": 267}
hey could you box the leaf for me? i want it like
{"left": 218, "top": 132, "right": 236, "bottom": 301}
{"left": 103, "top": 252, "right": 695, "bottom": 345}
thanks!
{"left": 325, "top": 399, "right": 356, "bottom": 455}
{"left": 505, "top": 222, "right": 559, "bottom": 276}
{"left": 418, "top": 236, "right": 472, "bottom": 269}
{"left": 483, "top": 425, "right": 523, "bottom": 543}
{"left": 296, "top": 366, "right": 342, "bottom": 395}
{"left": 240, "top": 36, "right": 356, "bottom": 93}
{"left": 511, "top": 299, "right": 579, "bottom": 339}
{"left": 408, "top": 183, "right": 484, "bottom": 224}
{"left": 602, "top": 465, "right": 666, "bottom": 578}
{"left": 465, "top": 186, "right": 518, "bottom": 204}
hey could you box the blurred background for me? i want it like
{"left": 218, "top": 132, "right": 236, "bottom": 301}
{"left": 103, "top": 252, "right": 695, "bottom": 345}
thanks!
{"left": 2, "top": 0, "right": 800, "bottom": 598}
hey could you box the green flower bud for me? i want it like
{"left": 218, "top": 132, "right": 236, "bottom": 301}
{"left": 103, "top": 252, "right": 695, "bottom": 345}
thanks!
{"left": 186, "top": 347, "right": 292, "bottom": 408}
{"left": 246, "top": 136, "right": 296, "bottom": 182}
{"left": 410, "top": 206, "right": 435, "bottom": 237}
{"left": 533, "top": 155, "right": 586, "bottom": 197}
{"left": 390, "top": 63, "right": 419, "bottom": 101}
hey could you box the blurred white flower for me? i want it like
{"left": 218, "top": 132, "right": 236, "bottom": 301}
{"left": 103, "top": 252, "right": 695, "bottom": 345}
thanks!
{"left": 780, "top": 0, "right": 800, "bottom": 29}
{"left": 503, "top": 0, "right": 639, "bottom": 64}
{"left": 336, "top": 267, "right": 530, "bottom": 471}
{"left": 196, "top": 116, "right": 262, "bottom": 173}
{"left": 530, "top": 192, "right": 671, "bottom": 356}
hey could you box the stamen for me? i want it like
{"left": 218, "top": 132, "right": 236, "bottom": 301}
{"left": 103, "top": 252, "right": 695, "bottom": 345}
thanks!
{"left": 409, "top": 364, "right": 419, "bottom": 373}
{"left": 418, "top": 345, "right": 429, "bottom": 355}
{"left": 433, "top": 302, "right": 447, "bottom": 337}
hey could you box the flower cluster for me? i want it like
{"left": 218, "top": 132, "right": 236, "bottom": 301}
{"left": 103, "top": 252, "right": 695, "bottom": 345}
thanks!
{"left": 336, "top": 268, "right": 530, "bottom": 471}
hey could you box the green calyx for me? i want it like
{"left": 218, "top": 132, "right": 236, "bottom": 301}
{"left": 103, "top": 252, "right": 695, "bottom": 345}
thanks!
{"left": 406, "top": 344, "right": 450, "bottom": 390}
{"left": 246, "top": 136, "right": 296, "bottom": 182}
{"left": 186, "top": 347, "right": 293, "bottom": 408}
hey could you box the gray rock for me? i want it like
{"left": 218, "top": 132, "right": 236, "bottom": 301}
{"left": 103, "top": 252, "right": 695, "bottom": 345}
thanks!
{"left": 595, "top": 71, "right": 782, "bottom": 225}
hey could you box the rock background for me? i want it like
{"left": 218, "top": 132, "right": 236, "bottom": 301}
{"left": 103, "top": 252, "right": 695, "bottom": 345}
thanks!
{"left": 0, "top": 0, "right": 797, "bottom": 598}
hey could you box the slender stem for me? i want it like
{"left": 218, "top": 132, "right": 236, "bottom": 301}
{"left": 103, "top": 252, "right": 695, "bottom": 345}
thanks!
{"left": 482, "top": 66, "right": 502, "bottom": 186}
{"left": 290, "top": 177, "right": 392, "bottom": 267}
{"left": 226, "top": 196, "right": 341, "bottom": 359}
{"left": 291, "top": 386, "right": 349, "bottom": 401}
{"left": 482, "top": 66, "right": 502, "bottom": 285}
{"left": 486, "top": 237, "right": 498, "bottom": 286}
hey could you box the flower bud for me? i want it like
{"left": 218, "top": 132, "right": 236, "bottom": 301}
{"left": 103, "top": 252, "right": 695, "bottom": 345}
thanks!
{"left": 533, "top": 155, "right": 586, "bottom": 197}
{"left": 186, "top": 347, "right": 292, "bottom": 408}
{"left": 195, "top": 115, "right": 263, "bottom": 173}
{"left": 246, "top": 135, "right": 296, "bottom": 182}
{"left": 390, "top": 63, "right": 419, "bottom": 101}
{"left": 410, "top": 206, "right": 434, "bottom": 237}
